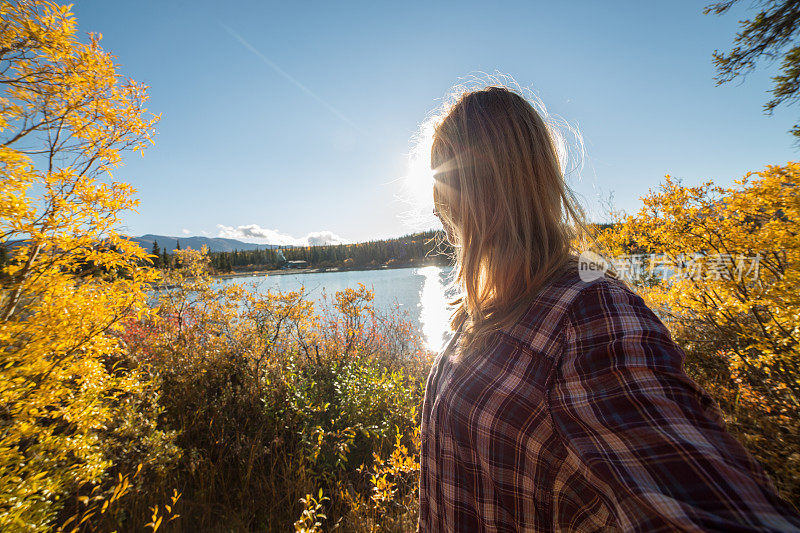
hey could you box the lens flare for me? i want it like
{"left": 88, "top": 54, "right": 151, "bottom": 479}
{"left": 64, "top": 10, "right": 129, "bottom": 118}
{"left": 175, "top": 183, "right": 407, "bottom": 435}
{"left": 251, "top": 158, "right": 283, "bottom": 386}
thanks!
{"left": 402, "top": 119, "right": 436, "bottom": 210}
{"left": 396, "top": 113, "right": 442, "bottom": 232}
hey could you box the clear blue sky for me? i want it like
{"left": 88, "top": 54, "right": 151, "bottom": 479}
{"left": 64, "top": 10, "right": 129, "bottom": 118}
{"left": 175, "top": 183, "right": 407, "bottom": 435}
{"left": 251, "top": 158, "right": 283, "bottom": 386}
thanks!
{"left": 73, "top": 0, "right": 797, "bottom": 245}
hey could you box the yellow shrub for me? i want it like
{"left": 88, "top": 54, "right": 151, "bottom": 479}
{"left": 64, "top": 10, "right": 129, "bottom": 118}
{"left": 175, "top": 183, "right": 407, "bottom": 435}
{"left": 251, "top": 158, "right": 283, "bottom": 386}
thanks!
{"left": 122, "top": 248, "right": 430, "bottom": 530}
{"left": 597, "top": 162, "right": 800, "bottom": 503}
{"left": 0, "top": 2, "right": 174, "bottom": 529}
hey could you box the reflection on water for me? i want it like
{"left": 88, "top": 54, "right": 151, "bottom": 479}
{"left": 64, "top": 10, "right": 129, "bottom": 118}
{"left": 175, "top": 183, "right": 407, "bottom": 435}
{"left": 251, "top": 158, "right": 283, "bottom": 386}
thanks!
{"left": 417, "top": 266, "right": 454, "bottom": 351}
{"left": 216, "top": 266, "right": 454, "bottom": 350}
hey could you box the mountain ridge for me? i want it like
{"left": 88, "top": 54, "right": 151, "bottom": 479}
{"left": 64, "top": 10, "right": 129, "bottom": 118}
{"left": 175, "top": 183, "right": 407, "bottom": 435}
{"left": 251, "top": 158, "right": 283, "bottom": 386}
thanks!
{"left": 128, "top": 234, "right": 281, "bottom": 253}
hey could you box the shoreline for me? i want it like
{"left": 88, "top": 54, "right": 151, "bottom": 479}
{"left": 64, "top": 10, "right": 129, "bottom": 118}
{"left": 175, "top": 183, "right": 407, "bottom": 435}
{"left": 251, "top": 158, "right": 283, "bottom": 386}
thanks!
{"left": 212, "top": 261, "right": 451, "bottom": 280}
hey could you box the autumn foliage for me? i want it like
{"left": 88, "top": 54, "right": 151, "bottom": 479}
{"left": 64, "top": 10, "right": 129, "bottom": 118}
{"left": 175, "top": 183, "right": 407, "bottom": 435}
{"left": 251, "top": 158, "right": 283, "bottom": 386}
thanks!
{"left": 0, "top": 1, "right": 171, "bottom": 530}
{"left": 0, "top": 5, "right": 428, "bottom": 528}
{"left": 122, "top": 249, "right": 428, "bottom": 531}
{"left": 2, "top": 1, "right": 800, "bottom": 531}
{"left": 597, "top": 162, "right": 800, "bottom": 504}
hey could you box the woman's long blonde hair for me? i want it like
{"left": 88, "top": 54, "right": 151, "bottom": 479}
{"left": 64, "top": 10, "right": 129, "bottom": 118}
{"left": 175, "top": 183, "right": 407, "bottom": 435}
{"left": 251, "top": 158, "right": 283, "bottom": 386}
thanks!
{"left": 432, "top": 85, "right": 586, "bottom": 353}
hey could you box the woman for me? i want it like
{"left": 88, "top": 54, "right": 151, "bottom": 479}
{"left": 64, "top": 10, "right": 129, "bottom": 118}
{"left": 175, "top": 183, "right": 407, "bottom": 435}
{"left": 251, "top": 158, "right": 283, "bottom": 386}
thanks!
{"left": 419, "top": 86, "right": 800, "bottom": 532}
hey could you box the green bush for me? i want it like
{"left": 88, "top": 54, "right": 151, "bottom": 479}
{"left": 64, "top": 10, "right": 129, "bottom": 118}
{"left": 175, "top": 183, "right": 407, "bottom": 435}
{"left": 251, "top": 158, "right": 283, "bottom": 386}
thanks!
{"left": 118, "top": 249, "right": 430, "bottom": 531}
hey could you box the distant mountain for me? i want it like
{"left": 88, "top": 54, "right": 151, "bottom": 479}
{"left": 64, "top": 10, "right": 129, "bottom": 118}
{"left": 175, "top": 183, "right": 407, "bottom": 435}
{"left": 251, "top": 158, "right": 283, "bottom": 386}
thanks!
{"left": 129, "top": 234, "right": 280, "bottom": 253}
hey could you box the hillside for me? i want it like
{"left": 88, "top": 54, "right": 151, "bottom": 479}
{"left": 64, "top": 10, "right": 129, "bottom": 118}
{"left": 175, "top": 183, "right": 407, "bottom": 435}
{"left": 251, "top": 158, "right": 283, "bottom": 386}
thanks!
{"left": 129, "top": 234, "right": 280, "bottom": 253}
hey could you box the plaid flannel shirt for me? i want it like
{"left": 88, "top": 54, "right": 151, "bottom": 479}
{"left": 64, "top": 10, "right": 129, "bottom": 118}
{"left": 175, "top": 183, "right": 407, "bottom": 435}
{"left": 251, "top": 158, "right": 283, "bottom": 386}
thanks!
{"left": 419, "top": 266, "right": 800, "bottom": 532}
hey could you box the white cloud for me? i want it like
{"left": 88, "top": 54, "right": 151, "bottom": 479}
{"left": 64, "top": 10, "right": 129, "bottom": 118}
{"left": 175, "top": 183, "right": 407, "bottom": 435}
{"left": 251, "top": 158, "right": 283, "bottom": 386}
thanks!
{"left": 181, "top": 228, "right": 192, "bottom": 235}
{"left": 306, "top": 230, "right": 348, "bottom": 246}
{"left": 216, "top": 224, "right": 348, "bottom": 246}
{"left": 217, "top": 224, "right": 299, "bottom": 246}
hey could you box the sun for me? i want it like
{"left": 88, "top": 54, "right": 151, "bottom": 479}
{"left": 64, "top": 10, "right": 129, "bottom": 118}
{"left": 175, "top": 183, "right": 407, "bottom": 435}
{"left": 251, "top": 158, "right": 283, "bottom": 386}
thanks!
{"left": 400, "top": 119, "right": 438, "bottom": 227}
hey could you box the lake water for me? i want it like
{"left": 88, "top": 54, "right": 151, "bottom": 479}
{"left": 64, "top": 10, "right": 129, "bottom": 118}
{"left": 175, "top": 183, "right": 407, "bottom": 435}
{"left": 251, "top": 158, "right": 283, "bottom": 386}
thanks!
{"left": 217, "top": 266, "right": 456, "bottom": 351}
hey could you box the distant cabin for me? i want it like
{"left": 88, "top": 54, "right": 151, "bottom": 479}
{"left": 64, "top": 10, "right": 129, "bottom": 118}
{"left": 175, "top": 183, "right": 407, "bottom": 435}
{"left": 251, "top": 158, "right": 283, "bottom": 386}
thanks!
{"left": 282, "top": 260, "right": 308, "bottom": 269}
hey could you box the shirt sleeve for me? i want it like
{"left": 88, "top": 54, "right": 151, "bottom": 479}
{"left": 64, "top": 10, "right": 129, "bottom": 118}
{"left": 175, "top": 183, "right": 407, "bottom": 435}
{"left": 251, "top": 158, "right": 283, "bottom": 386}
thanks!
{"left": 550, "top": 278, "right": 800, "bottom": 532}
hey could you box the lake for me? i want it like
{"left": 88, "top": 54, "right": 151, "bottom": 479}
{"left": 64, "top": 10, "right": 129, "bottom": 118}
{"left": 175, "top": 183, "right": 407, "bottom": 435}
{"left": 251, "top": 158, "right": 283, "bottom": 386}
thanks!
{"left": 216, "top": 266, "right": 456, "bottom": 351}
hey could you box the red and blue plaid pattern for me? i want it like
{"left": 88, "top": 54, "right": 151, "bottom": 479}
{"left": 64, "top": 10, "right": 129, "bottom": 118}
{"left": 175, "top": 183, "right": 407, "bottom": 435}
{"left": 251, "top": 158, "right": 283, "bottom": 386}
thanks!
{"left": 419, "top": 267, "right": 800, "bottom": 532}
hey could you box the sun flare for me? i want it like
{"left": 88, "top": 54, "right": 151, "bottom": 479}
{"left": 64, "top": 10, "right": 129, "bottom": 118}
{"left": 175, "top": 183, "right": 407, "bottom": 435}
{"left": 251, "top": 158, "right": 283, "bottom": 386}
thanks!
{"left": 400, "top": 119, "right": 440, "bottom": 228}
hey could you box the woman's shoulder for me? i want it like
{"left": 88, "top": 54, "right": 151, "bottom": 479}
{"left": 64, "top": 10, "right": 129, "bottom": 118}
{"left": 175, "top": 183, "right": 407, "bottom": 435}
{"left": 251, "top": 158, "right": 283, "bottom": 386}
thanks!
{"left": 557, "top": 266, "right": 684, "bottom": 378}
{"left": 501, "top": 262, "right": 631, "bottom": 355}
{"left": 563, "top": 270, "right": 672, "bottom": 344}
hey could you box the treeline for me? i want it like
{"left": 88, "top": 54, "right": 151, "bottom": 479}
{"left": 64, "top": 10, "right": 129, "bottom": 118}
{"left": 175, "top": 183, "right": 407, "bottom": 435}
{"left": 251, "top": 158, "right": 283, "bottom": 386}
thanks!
{"left": 208, "top": 247, "right": 284, "bottom": 272}
{"left": 143, "top": 226, "right": 627, "bottom": 274}
{"left": 282, "top": 230, "right": 452, "bottom": 269}
{"left": 198, "top": 230, "right": 453, "bottom": 273}
{"left": 6, "top": 225, "right": 619, "bottom": 277}
{"left": 148, "top": 239, "right": 180, "bottom": 268}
